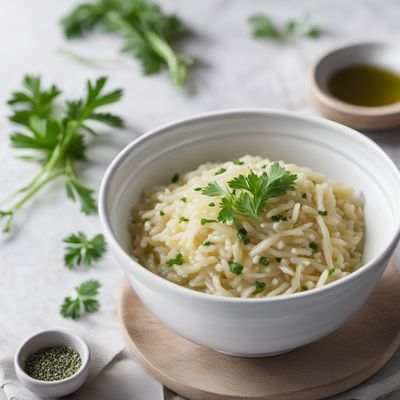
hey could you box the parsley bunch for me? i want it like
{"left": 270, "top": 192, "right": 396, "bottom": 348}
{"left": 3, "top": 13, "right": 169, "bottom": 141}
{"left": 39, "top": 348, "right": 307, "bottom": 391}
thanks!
{"left": 61, "top": 279, "right": 101, "bottom": 319}
{"left": 61, "top": 0, "right": 194, "bottom": 88}
{"left": 249, "top": 13, "right": 320, "bottom": 41}
{"left": 202, "top": 162, "right": 297, "bottom": 223}
{"left": 0, "top": 75, "right": 123, "bottom": 233}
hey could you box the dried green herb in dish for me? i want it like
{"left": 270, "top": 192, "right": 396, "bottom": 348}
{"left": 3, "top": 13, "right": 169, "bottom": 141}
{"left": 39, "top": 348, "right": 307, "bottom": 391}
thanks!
{"left": 25, "top": 346, "right": 82, "bottom": 381}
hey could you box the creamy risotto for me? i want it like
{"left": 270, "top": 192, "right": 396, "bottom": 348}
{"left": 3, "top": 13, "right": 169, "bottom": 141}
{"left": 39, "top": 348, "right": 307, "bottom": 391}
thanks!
{"left": 130, "top": 155, "right": 364, "bottom": 298}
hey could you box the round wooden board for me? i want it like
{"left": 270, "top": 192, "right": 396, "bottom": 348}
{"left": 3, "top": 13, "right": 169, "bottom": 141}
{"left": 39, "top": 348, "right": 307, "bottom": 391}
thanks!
{"left": 119, "top": 264, "right": 400, "bottom": 400}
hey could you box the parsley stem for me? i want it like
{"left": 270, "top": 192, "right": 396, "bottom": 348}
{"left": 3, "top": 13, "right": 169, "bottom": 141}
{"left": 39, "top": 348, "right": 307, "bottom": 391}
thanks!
{"left": 145, "top": 31, "right": 190, "bottom": 88}
{"left": 11, "top": 169, "right": 65, "bottom": 212}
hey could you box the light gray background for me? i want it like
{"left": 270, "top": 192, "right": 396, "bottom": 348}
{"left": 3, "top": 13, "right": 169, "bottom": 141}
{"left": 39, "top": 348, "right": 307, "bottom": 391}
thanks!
{"left": 1, "top": 0, "right": 400, "bottom": 399}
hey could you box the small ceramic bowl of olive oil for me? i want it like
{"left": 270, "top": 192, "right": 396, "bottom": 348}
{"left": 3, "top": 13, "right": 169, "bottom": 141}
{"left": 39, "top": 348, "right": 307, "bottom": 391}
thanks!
{"left": 308, "top": 42, "right": 400, "bottom": 130}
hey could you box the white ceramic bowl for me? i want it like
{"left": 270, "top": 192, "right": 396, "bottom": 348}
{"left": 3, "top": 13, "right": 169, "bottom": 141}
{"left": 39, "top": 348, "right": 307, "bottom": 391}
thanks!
{"left": 99, "top": 109, "right": 400, "bottom": 357}
{"left": 14, "top": 329, "right": 90, "bottom": 397}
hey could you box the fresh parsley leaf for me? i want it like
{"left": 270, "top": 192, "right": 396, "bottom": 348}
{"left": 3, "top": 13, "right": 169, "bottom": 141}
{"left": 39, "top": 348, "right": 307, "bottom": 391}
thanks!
{"left": 194, "top": 187, "right": 202, "bottom": 191}
{"left": 328, "top": 267, "right": 336, "bottom": 276}
{"left": 60, "top": 279, "right": 101, "bottom": 319}
{"left": 179, "top": 216, "right": 189, "bottom": 223}
{"left": 63, "top": 231, "right": 107, "bottom": 269}
{"left": 318, "top": 210, "right": 328, "bottom": 216}
{"left": 238, "top": 227, "right": 249, "bottom": 244}
{"left": 271, "top": 214, "right": 287, "bottom": 222}
{"left": 166, "top": 252, "right": 184, "bottom": 267}
{"left": 286, "top": 14, "right": 321, "bottom": 39}
{"left": 228, "top": 261, "right": 243, "bottom": 275}
{"left": 203, "top": 241, "right": 214, "bottom": 247}
{"left": 260, "top": 256, "right": 270, "bottom": 266}
{"left": 159, "top": 210, "right": 165, "bottom": 216}
{"left": 201, "top": 182, "right": 227, "bottom": 197}
{"left": 309, "top": 241, "right": 318, "bottom": 253}
{"left": 1, "top": 75, "right": 123, "bottom": 233}
{"left": 171, "top": 173, "right": 179, "bottom": 183}
{"left": 208, "top": 202, "right": 215, "bottom": 207}
{"left": 301, "top": 193, "right": 307, "bottom": 199}
{"left": 232, "top": 159, "right": 244, "bottom": 165}
{"left": 276, "top": 257, "right": 282, "bottom": 263}
{"left": 215, "top": 168, "right": 226, "bottom": 175}
{"left": 61, "top": 0, "right": 194, "bottom": 87}
{"left": 200, "top": 218, "right": 217, "bottom": 225}
{"left": 201, "top": 162, "right": 297, "bottom": 224}
{"left": 255, "top": 281, "right": 266, "bottom": 293}
{"left": 248, "top": 15, "right": 280, "bottom": 38}
{"left": 249, "top": 13, "right": 321, "bottom": 41}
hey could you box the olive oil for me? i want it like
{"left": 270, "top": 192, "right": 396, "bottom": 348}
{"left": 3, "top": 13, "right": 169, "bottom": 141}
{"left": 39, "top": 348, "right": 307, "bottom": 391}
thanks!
{"left": 327, "top": 64, "right": 400, "bottom": 107}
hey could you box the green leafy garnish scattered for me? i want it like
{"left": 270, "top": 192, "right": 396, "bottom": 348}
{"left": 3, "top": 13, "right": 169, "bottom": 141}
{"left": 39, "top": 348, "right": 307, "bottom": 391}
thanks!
{"left": 179, "top": 216, "right": 189, "bottom": 223}
{"left": 200, "top": 218, "right": 217, "bottom": 225}
{"left": 276, "top": 257, "right": 282, "bottom": 263}
{"left": 228, "top": 261, "right": 243, "bottom": 275}
{"left": 255, "top": 281, "right": 266, "bottom": 293}
{"left": 260, "top": 256, "right": 270, "bottom": 266}
{"left": 171, "top": 173, "right": 180, "bottom": 183}
{"left": 238, "top": 227, "right": 250, "bottom": 244}
{"left": 61, "top": 0, "right": 194, "bottom": 88}
{"left": 60, "top": 279, "right": 101, "bottom": 319}
{"left": 233, "top": 159, "right": 244, "bottom": 165}
{"left": 0, "top": 75, "right": 123, "bottom": 233}
{"left": 180, "top": 197, "right": 187, "bottom": 203}
{"left": 203, "top": 241, "right": 214, "bottom": 247}
{"left": 194, "top": 187, "right": 202, "bottom": 191}
{"left": 248, "top": 14, "right": 280, "bottom": 39}
{"left": 301, "top": 193, "right": 307, "bottom": 199}
{"left": 215, "top": 168, "right": 227, "bottom": 175}
{"left": 328, "top": 267, "right": 336, "bottom": 276}
{"left": 159, "top": 210, "right": 165, "bottom": 216}
{"left": 63, "top": 232, "right": 107, "bottom": 269}
{"left": 201, "top": 162, "right": 297, "bottom": 224}
{"left": 249, "top": 13, "right": 321, "bottom": 41}
{"left": 208, "top": 202, "right": 215, "bottom": 207}
{"left": 318, "top": 210, "right": 328, "bottom": 216}
{"left": 271, "top": 214, "right": 287, "bottom": 222}
{"left": 309, "top": 241, "right": 318, "bottom": 253}
{"left": 166, "top": 252, "right": 184, "bottom": 267}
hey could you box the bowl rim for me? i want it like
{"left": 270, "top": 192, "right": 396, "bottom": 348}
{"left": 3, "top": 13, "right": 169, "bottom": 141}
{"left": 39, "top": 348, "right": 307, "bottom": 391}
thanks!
{"left": 99, "top": 108, "right": 400, "bottom": 303}
{"left": 308, "top": 41, "right": 400, "bottom": 116}
{"left": 14, "top": 329, "right": 90, "bottom": 386}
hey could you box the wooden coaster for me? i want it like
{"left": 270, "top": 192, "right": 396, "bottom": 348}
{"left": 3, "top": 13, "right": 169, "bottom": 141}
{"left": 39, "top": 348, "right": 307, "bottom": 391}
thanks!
{"left": 119, "top": 264, "right": 400, "bottom": 400}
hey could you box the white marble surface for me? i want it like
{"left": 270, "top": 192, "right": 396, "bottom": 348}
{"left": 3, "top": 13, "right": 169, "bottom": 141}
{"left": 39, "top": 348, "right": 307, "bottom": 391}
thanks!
{"left": 1, "top": 0, "right": 400, "bottom": 399}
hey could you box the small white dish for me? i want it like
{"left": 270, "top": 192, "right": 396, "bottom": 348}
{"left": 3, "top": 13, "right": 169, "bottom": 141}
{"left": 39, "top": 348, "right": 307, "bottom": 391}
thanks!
{"left": 14, "top": 329, "right": 90, "bottom": 398}
{"left": 308, "top": 42, "right": 400, "bottom": 130}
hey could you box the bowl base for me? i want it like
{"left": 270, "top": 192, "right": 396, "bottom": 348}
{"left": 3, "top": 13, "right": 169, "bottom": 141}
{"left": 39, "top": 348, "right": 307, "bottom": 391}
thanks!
{"left": 119, "top": 263, "right": 400, "bottom": 400}
{"left": 216, "top": 348, "right": 294, "bottom": 358}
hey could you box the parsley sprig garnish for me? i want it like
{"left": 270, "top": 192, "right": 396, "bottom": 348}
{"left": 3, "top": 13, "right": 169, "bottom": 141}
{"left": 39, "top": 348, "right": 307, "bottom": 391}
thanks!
{"left": 0, "top": 75, "right": 123, "bottom": 233}
{"left": 64, "top": 232, "right": 107, "bottom": 269}
{"left": 201, "top": 162, "right": 297, "bottom": 223}
{"left": 249, "top": 13, "right": 320, "bottom": 41}
{"left": 61, "top": 0, "right": 194, "bottom": 88}
{"left": 60, "top": 279, "right": 101, "bottom": 319}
